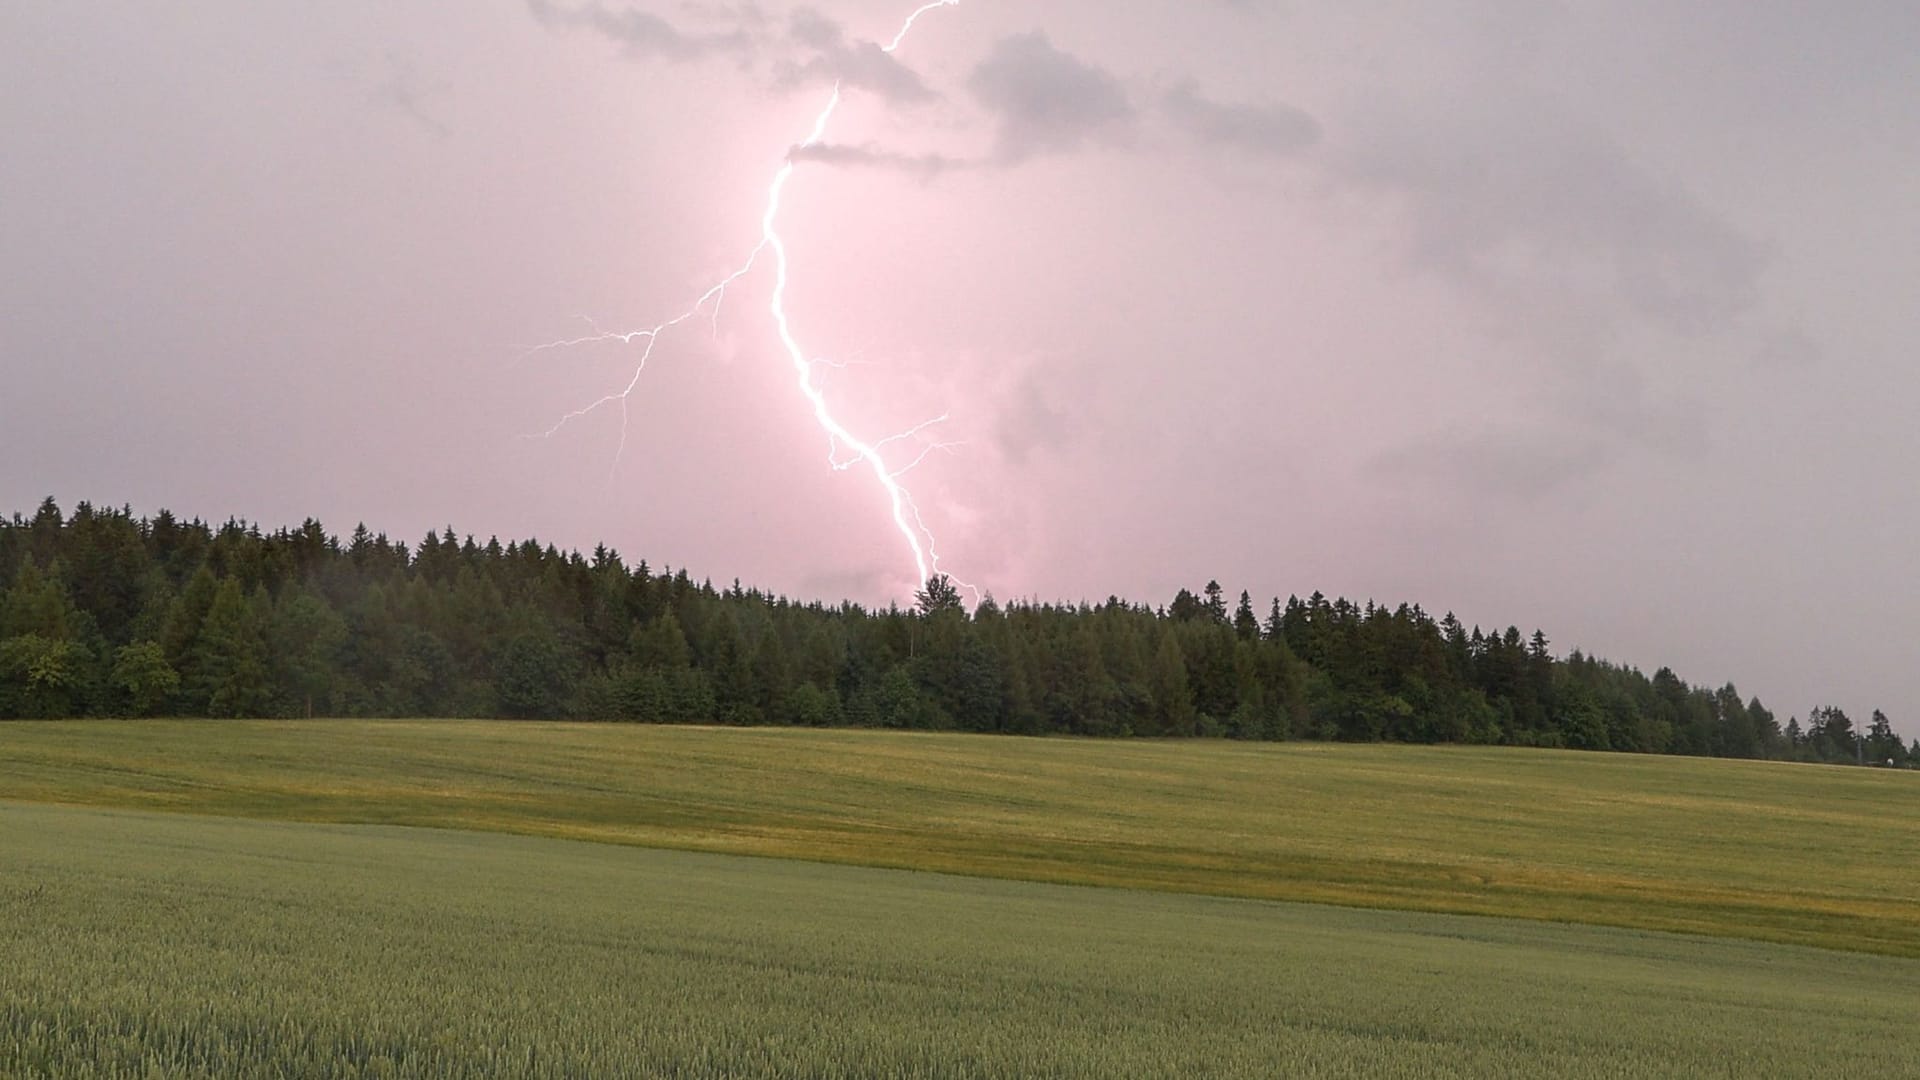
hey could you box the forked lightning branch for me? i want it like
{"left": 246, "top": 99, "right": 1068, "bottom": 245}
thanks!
{"left": 527, "top": 0, "right": 971, "bottom": 598}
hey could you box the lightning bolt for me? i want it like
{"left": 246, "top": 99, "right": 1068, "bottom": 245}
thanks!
{"left": 527, "top": 0, "right": 970, "bottom": 599}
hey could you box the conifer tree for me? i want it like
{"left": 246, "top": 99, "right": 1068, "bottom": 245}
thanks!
{"left": 1233, "top": 591, "right": 1260, "bottom": 641}
{"left": 193, "top": 579, "right": 272, "bottom": 717}
{"left": 1148, "top": 631, "right": 1195, "bottom": 737}
{"left": 8, "top": 558, "right": 88, "bottom": 641}
{"left": 271, "top": 591, "right": 346, "bottom": 718}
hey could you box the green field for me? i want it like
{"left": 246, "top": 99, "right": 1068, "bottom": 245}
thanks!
{"left": 2, "top": 720, "right": 1917, "bottom": 955}
{"left": 5, "top": 801, "right": 1917, "bottom": 1079}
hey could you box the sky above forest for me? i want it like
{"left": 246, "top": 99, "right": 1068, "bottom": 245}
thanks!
{"left": 4, "top": 1, "right": 1918, "bottom": 733}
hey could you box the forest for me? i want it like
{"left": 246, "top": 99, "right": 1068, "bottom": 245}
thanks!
{"left": 1, "top": 498, "right": 1910, "bottom": 766}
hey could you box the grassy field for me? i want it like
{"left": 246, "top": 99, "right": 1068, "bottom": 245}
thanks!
{"left": 2, "top": 720, "right": 1916, "bottom": 955}
{"left": 4, "top": 801, "right": 1917, "bottom": 1079}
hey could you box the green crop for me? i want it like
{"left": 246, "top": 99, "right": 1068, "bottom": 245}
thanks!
{"left": 5, "top": 802, "right": 1917, "bottom": 1079}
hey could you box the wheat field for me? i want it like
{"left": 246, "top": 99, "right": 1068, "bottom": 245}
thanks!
{"left": 4, "top": 801, "right": 1917, "bottom": 1078}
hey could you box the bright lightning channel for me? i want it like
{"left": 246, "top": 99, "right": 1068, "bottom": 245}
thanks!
{"left": 527, "top": 0, "right": 970, "bottom": 599}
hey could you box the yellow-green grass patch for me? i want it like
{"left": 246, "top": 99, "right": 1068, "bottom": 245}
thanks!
{"left": 2, "top": 720, "right": 1916, "bottom": 955}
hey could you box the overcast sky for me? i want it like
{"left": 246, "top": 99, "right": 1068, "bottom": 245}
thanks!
{"left": 4, "top": 1, "right": 1917, "bottom": 732}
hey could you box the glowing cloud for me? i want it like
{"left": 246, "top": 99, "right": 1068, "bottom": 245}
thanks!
{"left": 528, "top": 0, "right": 968, "bottom": 595}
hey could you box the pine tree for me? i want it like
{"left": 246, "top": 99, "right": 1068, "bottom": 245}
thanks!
{"left": 28, "top": 497, "right": 63, "bottom": 564}
{"left": 1806, "top": 706, "right": 1856, "bottom": 763}
{"left": 1202, "top": 581, "right": 1228, "bottom": 625}
{"left": 162, "top": 566, "right": 220, "bottom": 678}
{"left": 1866, "top": 710, "right": 1900, "bottom": 765}
{"left": 1147, "top": 631, "right": 1195, "bottom": 737}
{"left": 914, "top": 574, "right": 964, "bottom": 617}
{"left": 271, "top": 591, "right": 347, "bottom": 718}
{"left": 631, "top": 613, "right": 692, "bottom": 670}
{"left": 193, "top": 579, "right": 273, "bottom": 717}
{"left": 1167, "top": 588, "right": 1205, "bottom": 623}
{"left": 1233, "top": 591, "right": 1260, "bottom": 641}
{"left": 2, "top": 558, "right": 79, "bottom": 641}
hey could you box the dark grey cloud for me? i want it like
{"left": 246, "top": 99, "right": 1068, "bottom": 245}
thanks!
{"left": 774, "top": 8, "right": 936, "bottom": 103}
{"left": 1344, "top": 103, "right": 1764, "bottom": 337}
{"left": 1335, "top": 91, "right": 1763, "bottom": 503}
{"left": 1368, "top": 425, "right": 1611, "bottom": 503}
{"left": 526, "top": 0, "right": 755, "bottom": 61}
{"left": 528, "top": 2, "right": 939, "bottom": 106}
{"left": 1162, "top": 80, "right": 1319, "bottom": 157}
{"left": 966, "top": 32, "right": 1134, "bottom": 162}
{"left": 788, "top": 141, "right": 966, "bottom": 178}
{"left": 782, "top": 26, "right": 1319, "bottom": 179}
{"left": 793, "top": 33, "right": 1139, "bottom": 176}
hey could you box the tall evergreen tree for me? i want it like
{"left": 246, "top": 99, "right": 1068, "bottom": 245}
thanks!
{"left": 271, "top": 591, "right": 347, "bottom": 718}
{"left": 1147, "top": 631, "right": 1195, "bottom": 737}
{"left": 1233, "top": 591, "right": 1260, "bottom": 641}
{"left": 2, "top": 559, "right": 78, "bottom": 641}
{"left": 1866, "top": 710, "right": 1901, "bottom": 765}
{"left": 914, "top": 574, "right": 964, "bottom": 617}
{"left": 193, "top": 579, "right": 273, "bottom": 717}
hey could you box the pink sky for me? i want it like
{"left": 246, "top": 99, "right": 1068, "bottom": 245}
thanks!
{"left": 4, "top": 0, "right": 1919, "bottom": 734}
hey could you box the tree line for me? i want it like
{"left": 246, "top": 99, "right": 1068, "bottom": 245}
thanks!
{"left": 1, "top": 498, "right": 1911, "bottom": 767}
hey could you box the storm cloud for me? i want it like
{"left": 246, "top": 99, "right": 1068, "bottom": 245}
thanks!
{"left": 774, "top": 8, "right": 937, "bottom": 103}
{"left": 966, "top": 33, "right": 1135, "bottom": 162}
{"left": 525, "top": 0, "right": 757, "bottom": 61}
{"left": 1161, "top": 81, "right": 1320, "bottom": 158}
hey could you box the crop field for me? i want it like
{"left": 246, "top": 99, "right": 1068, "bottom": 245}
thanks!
{"left": 4, "top": 801, "right": 1917, "bottom": 1079}
{"left": 2, "top": 720, "right": 1917, "bottom": 955}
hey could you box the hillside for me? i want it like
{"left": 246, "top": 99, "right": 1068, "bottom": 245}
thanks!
{"left": 3, "top": 721, "right": 1915, "bottom": 956}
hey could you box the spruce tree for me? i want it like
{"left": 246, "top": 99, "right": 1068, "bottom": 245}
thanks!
{"left": 2, "top": 558, "right": 78, "bottom": 641}
{"left": 271, "top": 591, "right": 346, "bottom": 718}
{"left": 1233, "top": 591, "right": 1260, "bottom": 641}
{"left": 192, "top": 579, "right": 273, "bottom": 717}
{"left": 1148, "top": 631, "right": 1195, "bottom": 737}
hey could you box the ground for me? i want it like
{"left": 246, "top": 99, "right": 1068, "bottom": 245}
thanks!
{"left": 2, "top": 719, "right": 1915, "bottom": 954}
{"left": 5, "top": 801, "right": 1917, "bottom": 1079}
{"left": 4, "top": 721, "right": 1919, "bottom": 1076}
